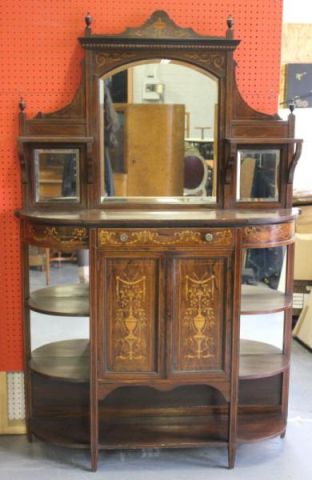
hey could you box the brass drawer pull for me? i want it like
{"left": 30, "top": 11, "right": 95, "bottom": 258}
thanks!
{"left": 119, "top": 233, "right": 129, "bottom": 242}
{"left": 204, "top": 233, "right": 214, "bottom": 242}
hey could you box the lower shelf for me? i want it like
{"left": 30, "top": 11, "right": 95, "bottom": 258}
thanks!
{"left": 30, "top": 411, "right": 285, "bottom": 449}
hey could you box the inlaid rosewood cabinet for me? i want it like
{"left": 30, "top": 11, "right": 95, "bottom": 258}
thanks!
{"left": 16, "top": 11, "right": 302, "bottom": 472}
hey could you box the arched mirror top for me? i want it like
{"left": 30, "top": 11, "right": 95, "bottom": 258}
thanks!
{"left": 98, "top": 59, "right": 219, "bottom": 201}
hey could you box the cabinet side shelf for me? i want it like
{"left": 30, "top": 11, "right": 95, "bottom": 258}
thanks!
{"left": 28, "top": 283, "right": 89, "bottom": 316}
{"left": 30, "top": 339, "right": 89, "bottom": 382}
{"left": 241, "top": 284, "right": 292, "bottom": 314}
{"left": 239, "top": 339, "right": 288, "bottom": 379}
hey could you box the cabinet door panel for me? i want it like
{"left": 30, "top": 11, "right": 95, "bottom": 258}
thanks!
{"left": 98, "top": 254, "right": 163, "bottom": 378}
{"left": 170, "top": 255, "right": 231, "bottom": 375}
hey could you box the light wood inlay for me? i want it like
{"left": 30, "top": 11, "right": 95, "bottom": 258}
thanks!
{"left": 173, "top": 258, "right": 224, "bottom": 372}
{"left": 24, "top": 224, "right": 88, "bottom": 250}
{"left": 242, "top": 222, "right": 295, "bottom": 246}
{"left": 105, "top": 258, "right": 159, "bottom": 373}
{"left": 98, "top": 228, "right": 233, "bottom": 248}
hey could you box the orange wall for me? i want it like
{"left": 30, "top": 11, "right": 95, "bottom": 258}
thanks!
{"left": 0, "top": 0, "right": 283, "bottom": 371}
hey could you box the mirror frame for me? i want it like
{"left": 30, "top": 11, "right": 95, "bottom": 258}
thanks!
{"left": 80, "top": 11, "right": 240, "bottom": 209}
{"left": 18, "top": 10, "right": 302, "bottom": 211}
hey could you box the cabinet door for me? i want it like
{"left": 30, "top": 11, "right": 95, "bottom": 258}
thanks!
{"left": 168, "top": 254, "right": 233, "bottom": 379}
{"left": 97, "top": 252, "right": 164, "bottom": 379}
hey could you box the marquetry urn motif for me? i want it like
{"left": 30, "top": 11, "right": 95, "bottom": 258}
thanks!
{"left": 106, "top": 257, "right": 159, "bottom": 373}
{"left": 173, "top": 258, "right": 224, "bottom": 372}
{"left": 183, "top": 273, "right": 216, "bottom": 361}
{"left": 114, "top": 275, "right": 147, "bottom": 362}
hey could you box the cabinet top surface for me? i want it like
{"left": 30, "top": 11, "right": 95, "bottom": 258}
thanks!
{"left": 16, "top": 208, "right": 299, "bottom": 227}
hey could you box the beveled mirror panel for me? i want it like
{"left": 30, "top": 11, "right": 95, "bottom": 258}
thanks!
{"left": 34, "top": 149, "right": 80, "bottom": 203}
{"left": 236, "top": 149, "right": 280, "bottom": 202}
{"left": 99, "top": 61, "right": 218, "bottom": 201}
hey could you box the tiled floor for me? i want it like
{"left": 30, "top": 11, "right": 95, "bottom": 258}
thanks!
{"left": 1, "top": 263, "right": 311, "bottom": 478}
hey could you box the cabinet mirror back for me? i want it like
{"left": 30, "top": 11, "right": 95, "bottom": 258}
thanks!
{"left": 18, "top": 10, "right": 301, "bottom": 209}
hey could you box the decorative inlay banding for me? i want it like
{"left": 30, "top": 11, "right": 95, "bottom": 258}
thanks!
{"left": 98, "top": 229, "right": 233, "bottom": 248}
{"left": 24, "top": 224, "right": 88, "bottom": 249}
{"left": 242, "top": 222, "right": 295, "bottom": 246}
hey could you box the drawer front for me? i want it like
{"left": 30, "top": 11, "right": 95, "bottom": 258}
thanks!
{"left": 97, "top": 228, "right": 234, "bottom": 249}
{"left": 24, "top": 223, "right": 88, "bottom": 250}
{"left": 242, "top": 222, "right": 295, "bottom": 247}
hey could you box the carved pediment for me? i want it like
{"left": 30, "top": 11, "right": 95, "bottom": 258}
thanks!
{"left": 119, "top": 10, "right": 219, "bottom": 40}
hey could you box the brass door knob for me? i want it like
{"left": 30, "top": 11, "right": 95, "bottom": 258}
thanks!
{"left": 119, "top": 233, "right": 129, "bottom": 242}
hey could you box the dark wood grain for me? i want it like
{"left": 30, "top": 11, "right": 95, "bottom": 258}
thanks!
{"left": 29, "top": 410, "right": 285, "bottom": 449}
{"left": 16, "top": 8, "right": 301, "bottom": 471}
{"left": 241, "top": 284, "right": 292, "bottom": 314}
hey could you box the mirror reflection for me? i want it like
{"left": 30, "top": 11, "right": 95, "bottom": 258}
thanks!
{"left": 99, "top": 60, "right": 218, "bottom": 200}
{"left": 34, "top": 149, "right": 80, "bottom": 203}
{"left": 237, "top": 149, "right": 280, "bottom": 202}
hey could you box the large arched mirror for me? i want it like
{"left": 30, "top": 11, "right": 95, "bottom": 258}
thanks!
{"left": 99, "top": 60, "right": 219, "bottom": 202}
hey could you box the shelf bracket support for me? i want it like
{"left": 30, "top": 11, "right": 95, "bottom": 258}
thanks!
{"left": 288, "top": 140, "right": 303, "bottom": 184}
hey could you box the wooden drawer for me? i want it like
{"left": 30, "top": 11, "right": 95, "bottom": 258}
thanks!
{"left": 97, "top": 228, "right": 234, "bottom": 249}
{"left": 24, "top": 223, "right": 88, "bottom": 250}
{"left": 242, "top": 222, "right": 295, "bottom": 247}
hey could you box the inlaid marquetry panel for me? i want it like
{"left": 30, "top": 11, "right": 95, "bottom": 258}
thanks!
{"left": 24, "top": 223, "right": 88, "bottom": 250}
{"left": 98, "top": 228, "right": 233, "bottom": 249}
{"left": 242, "top": 222, "right": 295, "bottom": 246}
{"left": 171, "top": 257, "right": 226, "bottom": 372}
{"left": 103, "top": 257, "right": 160, "bottom": 374}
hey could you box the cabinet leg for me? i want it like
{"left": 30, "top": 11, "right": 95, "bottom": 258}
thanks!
{"left": 26, "top": 418, "right": 33, "bottom": 442}
{"left": 90, "top": 446, "right": 98, "bottom": 472}
{"left": 228, "top": 445, "right": 236, "bottom": 469}
{"left": 280, "top": 429, "right": 286, "bottom": 439}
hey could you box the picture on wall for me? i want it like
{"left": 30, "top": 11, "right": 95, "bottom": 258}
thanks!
{"left": 286, "top": 63, "right": 312, "bottom": 107}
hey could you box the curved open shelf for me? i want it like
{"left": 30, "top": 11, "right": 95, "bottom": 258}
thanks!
{"left": 239, "top": 339, "right": 288, "bottom": 379}
{"left": 237, "top": 412, "right": 285, "bottom": 443}
{"left": 28, "top": 283, "right": 89, "bottom": 316}
{"left": 30, "top": 339, "right": 89, "bottom": 382}
{"left": 241, "top": 284, "right": 292, "bottom": 315}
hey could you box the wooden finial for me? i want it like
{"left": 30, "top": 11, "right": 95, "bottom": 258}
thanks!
{"left": 227, "top": 15, "right": 234, "bottom": 30}
{"left": 85, "top": 12, "right": 93, "bottom": 30}
{"left": 19, "top": 97, "right": 26, "bottom": 112}
{"left": 289, "top": 99, "right": 295, "bottom": 114}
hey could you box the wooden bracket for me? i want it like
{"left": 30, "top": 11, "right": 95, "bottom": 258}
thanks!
{"left": 288, "top": 140, "right": 303, "bottom": 184}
